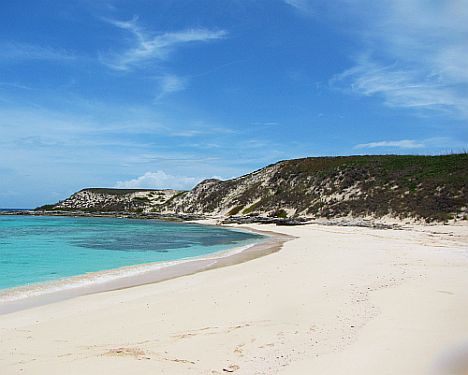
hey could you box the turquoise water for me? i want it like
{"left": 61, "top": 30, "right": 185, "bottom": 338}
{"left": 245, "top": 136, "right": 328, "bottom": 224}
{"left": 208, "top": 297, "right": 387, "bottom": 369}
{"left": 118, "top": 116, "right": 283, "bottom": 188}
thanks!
{"left": 0, "top": 215, "right": 261, "bottom": 290}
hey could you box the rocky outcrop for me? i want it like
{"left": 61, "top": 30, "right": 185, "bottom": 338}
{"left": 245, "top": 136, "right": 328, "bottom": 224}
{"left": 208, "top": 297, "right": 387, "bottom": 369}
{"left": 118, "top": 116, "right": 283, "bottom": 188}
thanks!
{"left": 40, "top": 188, "right": 182, "bottom": 213}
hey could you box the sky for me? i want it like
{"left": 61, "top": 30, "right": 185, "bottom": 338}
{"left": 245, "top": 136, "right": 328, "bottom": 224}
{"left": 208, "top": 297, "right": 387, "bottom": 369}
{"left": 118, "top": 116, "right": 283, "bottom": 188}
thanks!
{"left": 0, "top": 0, "right": 467, "bottom": 208}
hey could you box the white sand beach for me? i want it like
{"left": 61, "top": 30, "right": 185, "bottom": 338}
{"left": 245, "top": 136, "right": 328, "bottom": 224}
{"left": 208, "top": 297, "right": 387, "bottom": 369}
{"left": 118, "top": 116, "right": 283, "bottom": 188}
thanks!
{"left": 1, "top": 222, "right": 467, "bottom": 375}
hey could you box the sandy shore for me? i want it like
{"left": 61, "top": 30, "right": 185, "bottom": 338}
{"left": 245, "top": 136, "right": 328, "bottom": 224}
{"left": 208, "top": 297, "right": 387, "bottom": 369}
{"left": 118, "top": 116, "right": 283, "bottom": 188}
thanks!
{"left": 1, "top": 222, "right": 467, "bottom": 374}
{"left": 0, "top": 229, "right": 286, "bottom": 315}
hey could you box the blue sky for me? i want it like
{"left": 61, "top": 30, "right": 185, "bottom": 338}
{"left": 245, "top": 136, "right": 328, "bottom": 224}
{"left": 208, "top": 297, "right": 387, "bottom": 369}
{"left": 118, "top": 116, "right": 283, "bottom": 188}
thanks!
{"left": 1, "top": 0, "right": 467, "bottom": 208}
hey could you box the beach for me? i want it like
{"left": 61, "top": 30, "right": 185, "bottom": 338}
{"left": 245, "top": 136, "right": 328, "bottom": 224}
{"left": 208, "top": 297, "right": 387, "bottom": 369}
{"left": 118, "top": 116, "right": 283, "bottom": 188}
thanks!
{"left": 1, "top": 222, "right": 467, "bottom": 374}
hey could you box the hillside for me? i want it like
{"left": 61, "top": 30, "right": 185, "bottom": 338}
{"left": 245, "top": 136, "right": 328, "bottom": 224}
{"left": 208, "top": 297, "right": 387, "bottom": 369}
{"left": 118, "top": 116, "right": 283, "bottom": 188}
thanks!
{"left": 37, "top": 154, "right": 468, "bottom": 222}
{"left": 36, "top": 188, "right": 183, "bottom": 213}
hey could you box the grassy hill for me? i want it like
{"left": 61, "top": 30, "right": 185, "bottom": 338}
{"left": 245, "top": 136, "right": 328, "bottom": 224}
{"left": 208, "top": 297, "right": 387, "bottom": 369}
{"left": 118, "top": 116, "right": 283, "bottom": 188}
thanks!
{"left": 37, "top": 154, "right": 468, "bottom": 222}
{"left": 161, "top": 154, "right": 468, "bottom": 222}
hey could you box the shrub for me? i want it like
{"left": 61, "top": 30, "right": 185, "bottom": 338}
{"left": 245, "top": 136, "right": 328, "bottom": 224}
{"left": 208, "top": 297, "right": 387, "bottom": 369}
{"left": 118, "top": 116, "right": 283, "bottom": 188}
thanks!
{"left": 227, "top": 205, "right": 244, "bottom": 216}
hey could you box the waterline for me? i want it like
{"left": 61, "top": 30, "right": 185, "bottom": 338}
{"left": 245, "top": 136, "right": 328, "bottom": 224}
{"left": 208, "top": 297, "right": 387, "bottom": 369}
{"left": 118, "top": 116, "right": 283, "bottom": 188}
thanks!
{"left": 0, "top": 230, "right": 288, "bottom": 315}
{"left": 0, "top": 215, "right": 262, "bottom": 290}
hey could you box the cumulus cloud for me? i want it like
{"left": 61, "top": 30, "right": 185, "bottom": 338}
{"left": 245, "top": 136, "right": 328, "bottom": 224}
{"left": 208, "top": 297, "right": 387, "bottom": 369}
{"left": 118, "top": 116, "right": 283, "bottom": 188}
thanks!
{"left": 114, "top": 170, "right": 203, "bottom": 190}
{"left": 354, "top": 139, "right": 424, "bottom": 149}
{"left": 101, "top": 16, "right": 227, "bottom": 71}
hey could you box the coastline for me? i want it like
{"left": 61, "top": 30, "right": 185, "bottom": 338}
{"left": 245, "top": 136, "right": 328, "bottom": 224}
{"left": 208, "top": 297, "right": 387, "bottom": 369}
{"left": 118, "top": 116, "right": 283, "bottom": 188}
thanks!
{"left": 0, "top": 224, "right": 290, "bottom": 315}
{"left": 1, "top": 222, "right": 467, "bottom": 374}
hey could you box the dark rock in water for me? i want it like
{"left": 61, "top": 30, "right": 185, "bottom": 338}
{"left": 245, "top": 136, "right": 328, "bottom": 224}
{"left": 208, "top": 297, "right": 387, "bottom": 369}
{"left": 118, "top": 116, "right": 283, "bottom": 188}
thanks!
{"left": 0, "top": 210, "right": 34, "bottom": 216}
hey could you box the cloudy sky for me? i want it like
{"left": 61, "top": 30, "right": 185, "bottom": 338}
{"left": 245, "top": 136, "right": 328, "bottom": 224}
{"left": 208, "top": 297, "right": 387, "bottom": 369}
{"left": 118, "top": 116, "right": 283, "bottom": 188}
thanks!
{"left": 1, "top": 0, "right": 467, "bottom": 207}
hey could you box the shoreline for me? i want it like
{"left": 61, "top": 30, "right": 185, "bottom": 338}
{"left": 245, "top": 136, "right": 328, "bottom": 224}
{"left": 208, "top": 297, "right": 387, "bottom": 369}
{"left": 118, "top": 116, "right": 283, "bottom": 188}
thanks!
{"left": 4, "top": 209, "right": 464, "bottom": 227}
{"left": 1, "top": 222, "right": 467, "bottom": 374}
{"left": 0, "top": 224, "right": 291, "bottom": 315}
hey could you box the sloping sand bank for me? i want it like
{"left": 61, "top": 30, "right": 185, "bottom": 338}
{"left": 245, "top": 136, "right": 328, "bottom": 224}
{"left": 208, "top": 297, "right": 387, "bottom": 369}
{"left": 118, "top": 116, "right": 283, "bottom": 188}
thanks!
{"left": 1, "top": 223, "right": 467, "bottom": 374}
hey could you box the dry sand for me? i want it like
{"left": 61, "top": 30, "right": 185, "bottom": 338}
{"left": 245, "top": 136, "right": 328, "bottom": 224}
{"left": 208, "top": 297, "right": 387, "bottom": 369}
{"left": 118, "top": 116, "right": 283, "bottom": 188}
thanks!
{"left": 1, "top": 222, "right": 467, "bottom": 374}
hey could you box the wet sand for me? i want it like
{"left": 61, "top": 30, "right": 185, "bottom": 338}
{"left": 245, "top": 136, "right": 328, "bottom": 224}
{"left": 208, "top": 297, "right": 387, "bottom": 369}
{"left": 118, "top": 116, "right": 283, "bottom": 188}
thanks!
{"left": 0, "top": 228, "right": 289, "bottom": 315}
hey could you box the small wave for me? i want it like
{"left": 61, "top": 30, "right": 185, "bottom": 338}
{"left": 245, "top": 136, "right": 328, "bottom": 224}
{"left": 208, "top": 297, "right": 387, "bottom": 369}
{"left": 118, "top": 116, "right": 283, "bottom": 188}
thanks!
{"left": 0, "top": 243, "right": 257, "bottom": 304}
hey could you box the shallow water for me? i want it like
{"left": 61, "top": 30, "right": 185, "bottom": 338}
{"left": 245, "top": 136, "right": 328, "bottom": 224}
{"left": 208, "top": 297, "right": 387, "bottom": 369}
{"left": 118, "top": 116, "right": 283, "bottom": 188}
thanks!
{"left": 0, "top": 215, "right": 261, "bottom": 290}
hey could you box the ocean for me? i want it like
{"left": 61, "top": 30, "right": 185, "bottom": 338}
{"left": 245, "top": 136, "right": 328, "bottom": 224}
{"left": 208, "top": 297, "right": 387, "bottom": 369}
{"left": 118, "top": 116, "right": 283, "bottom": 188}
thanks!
{"left": 0, "top": 215, "right": 262, "bottom": 290}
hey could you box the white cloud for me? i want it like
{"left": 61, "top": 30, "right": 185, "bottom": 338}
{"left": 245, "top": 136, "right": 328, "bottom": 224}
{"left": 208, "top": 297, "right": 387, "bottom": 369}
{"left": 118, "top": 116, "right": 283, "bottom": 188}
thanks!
{"left": 354, "top": 139, "right": 424, "bottom": 149}
{"left": 283, "top": 0, "right": 313, "bottom": 14}
{"left": 155, "top": 74, "right": 187, "bottom": 99}
{"left": 332, "top": 0, "right": 468, "bottom": 119}
{"left": 169, "top": 129, "right": 205, "bottom": 137}
{"left": 334, "top": 56, "right": 468, "bottom": 117}
{"left": 114, "top": 170, "right": 203, "bottom": 190}
{"left": 101, "top": 17, "right": 227, "bottom": 71}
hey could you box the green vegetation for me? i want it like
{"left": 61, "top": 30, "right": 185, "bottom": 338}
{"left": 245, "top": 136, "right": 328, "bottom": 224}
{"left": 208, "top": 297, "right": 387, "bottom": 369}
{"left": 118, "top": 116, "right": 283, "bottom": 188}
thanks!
{"left": 133, "top": 196, "right": 150, "bottom": 202}
{"left": 271, "top": 209, "right": 288, "bottom": 219}
{"left": 242, "top": 200, "right": 263, "bottom": 215}
{"left": 34, "top": 204, "right": 57, "bottom": 211}
{"left": 274, "top": 153, "right": 468, "bottom": 221}
{"left": 227, "top": 205, "right": 244, "bottom": 216}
